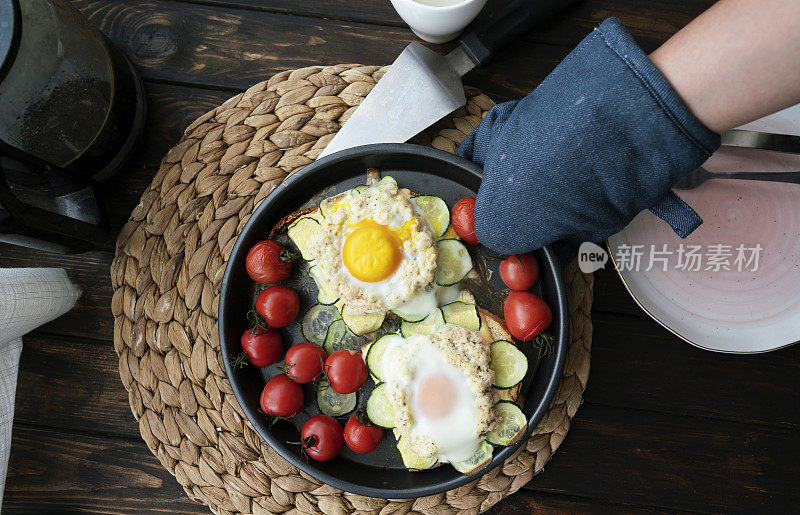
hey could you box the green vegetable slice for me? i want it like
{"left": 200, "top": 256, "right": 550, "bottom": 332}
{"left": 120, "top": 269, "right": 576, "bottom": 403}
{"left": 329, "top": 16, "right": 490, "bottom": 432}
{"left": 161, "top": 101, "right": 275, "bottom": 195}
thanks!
{"left": 400, "top": 308, "right": 445, "bottom": 337}
{"left": 434, "top": 239, "right": 472, "bottom": 286}
{"left": 365, "top": 383, "right": 395, "bottom": 428}
{"left": 301, "top": 304, "right": 341, "bottom": 346}
{"left": 397, "top": 436, "right": 437, "bottom": 470}
{"left": 366, "top": 334, "right": 402, "bottom": 381}
{"left": 351, "top": 184, "right": 368, "bottom": 195}
{"left": 319, "top": 192, "right": 349, "bottom": 217}
{"left": 316, "top": 385, "right": 356, "bottom": 417}
{"left": 490, "top": 340, "right": 528, "bottom": 389}
{"left": 451, "top": 440, "right": 494, "bottom": 475}
{"left": 286, "top": 217, "right": 320, "bottom": 260}
{"left": 485, "top": 401, "right": 527, "bottom": 446}
{"left": 309, "top": 266, "right": 339, "bottom": 305}
{"left": 322, "top": 319, "right": 347, "bottom": 354}
{"left": 412, "top": 195, "right": 450, "bottom": 237}
{"left": 441, "top": 301, "right": 481, "bottom": 331}
{"left": 341, "top": 305, "right": 385, "bottom": 336}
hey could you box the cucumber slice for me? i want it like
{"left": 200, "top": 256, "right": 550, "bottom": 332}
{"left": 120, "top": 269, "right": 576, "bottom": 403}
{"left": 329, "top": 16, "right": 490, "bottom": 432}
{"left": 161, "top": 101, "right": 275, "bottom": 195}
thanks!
{"left": 287, "top": 217, "right": 320, "bottom": 260}
{"left": 434, "top": 239, "right": 472, "bottom": 286}
{"left": 319, "top": 192, "right": 348, "bottom": 217}
{"left": 341, "top": 305, "right": 385, "bottom": 336}
{"left": 309, "top": 266, "right": 339, "bottom": 305}
{"left": 412, "top": 195, "right": 449, "bottom": 237}
{"left": 485, "top": 401, "right": 527, "bottom": 446}
{"left": 441, "top": 301, "right": 481, "bottom": 332}
{"left": 301, "top": 304, "right": 341, "bottom": 346}
{"left": 365, "top": 383, "right": 395, "bottom": 428}
{"left": 351, "top": 184, "right": 368, "bottom": 195}
{"left": 322, "top": 319, "right": 347, "bottom": 355}
{"left": 316, "top": 385, "right": 356, "bottom": 417}
{"left": 397, "top": 436, "right": 437, "bottom": 470}
{"left": 451, "top": 440, "right": 494, "bottom": 474}
{"left": 490, "top": 340, "right": 528, "bottom": 389}
{"left": 391, "top": 287, "right": 437, "bottom": 323}
{"left": 366, "top": 334, "right": 402, "bottom": 381}
{"left": 400, "top": 308, "right": 445, "bottom": 337}
{"left": 390, "top": 308, "right": 428, "bottom": 323}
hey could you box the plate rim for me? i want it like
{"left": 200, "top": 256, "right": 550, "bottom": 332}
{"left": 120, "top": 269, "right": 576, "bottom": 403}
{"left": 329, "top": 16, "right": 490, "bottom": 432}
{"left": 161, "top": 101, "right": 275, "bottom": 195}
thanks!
{"left": 218, "top": 143, "right": 569, "bottom": 498}
{"left": 605, "top": 237, "right": 800, "bottom": 354}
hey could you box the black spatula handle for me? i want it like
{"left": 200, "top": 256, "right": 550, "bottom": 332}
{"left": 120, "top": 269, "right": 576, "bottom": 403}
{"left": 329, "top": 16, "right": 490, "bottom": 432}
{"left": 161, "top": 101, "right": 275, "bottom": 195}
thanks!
{"left": 459, "top": 0, "right": 580, "bottom": 68}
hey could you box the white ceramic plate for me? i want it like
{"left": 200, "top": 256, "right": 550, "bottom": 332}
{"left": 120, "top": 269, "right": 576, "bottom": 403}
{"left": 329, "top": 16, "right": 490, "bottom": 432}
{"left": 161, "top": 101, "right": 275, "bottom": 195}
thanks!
{"left": 608, "top": 104, "right": 800, "bottom": 353}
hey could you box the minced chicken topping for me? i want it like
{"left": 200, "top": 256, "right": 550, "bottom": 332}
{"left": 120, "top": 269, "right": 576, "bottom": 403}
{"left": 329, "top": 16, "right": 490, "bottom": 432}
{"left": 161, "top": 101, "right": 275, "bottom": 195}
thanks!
{"left": 308, "top": 181, "right": 437, "bottom": 314}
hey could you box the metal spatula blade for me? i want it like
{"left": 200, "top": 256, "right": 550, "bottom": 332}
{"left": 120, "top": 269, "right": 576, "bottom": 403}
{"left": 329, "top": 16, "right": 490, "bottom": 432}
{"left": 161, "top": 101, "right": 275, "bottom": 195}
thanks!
{"left": 318, "top": 43, "right": 475, "bottom": 158}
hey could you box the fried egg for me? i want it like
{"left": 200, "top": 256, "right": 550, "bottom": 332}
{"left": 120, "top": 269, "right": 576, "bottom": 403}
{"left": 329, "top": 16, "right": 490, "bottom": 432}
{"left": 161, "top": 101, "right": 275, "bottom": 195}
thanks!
{"left": 381, "top": 333, "right": 484, "bottom": 462}
{"left": 310, "top": 179, "right": 438, "bottom": 313}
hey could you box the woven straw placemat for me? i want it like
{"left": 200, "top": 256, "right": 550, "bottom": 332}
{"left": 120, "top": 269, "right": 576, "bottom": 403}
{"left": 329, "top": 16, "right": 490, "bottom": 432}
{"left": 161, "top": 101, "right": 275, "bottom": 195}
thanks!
{"left": 110, "top": 64, "right": 593, "bottom": 514}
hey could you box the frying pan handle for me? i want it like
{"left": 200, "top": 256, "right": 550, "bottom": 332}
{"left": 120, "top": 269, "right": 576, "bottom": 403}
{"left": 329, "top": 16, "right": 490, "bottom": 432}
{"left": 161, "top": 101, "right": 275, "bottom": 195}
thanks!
{"left": 458, "top": 0, "right": 580, "bottom": 68}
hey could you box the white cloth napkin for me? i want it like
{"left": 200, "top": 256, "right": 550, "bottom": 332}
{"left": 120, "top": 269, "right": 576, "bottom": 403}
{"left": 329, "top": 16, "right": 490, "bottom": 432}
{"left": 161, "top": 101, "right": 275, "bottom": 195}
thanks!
{"left": 0, "top": 268, "right": 79, "bottom": 502}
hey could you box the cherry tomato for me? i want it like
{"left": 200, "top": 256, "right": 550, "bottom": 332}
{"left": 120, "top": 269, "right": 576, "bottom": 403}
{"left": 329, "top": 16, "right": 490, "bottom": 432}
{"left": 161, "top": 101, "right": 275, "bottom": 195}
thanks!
{"left": 256, "top": 285, "right": 299, "bottom": 327}
{"left": 343, "top": 411, "right": 384, "bottom": 454}
{"left": 241, "top": 327, "right": 283, "bottom": 367}
{"left": 499, "top": 253, "right": 540, "bottom": 291}
{"left": 301, "top": 415, "right": 344, "bottom": 461}
{"left": 260, "top": 374, "right": 304, "bottom": 417}
{"left": 284, "top": 342, "right": 327, "bottom": 383}
{"left": 245, "top": 240, "right": 295, "bottom": 284}
{"left": 451, "top": 196, "right": 479, "bottom": 244}
{"left": 504, "top": 291, "right": 553, "bottom": 341}
{"left": 324, "top": 349, "right": 368, "bottom": 395}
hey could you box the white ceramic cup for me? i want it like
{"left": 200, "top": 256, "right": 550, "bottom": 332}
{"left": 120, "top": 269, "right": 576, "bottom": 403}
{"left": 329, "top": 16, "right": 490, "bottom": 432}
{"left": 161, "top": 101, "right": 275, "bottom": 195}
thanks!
{"left": 390, "top": 0, "right": 488, "bottom": 44}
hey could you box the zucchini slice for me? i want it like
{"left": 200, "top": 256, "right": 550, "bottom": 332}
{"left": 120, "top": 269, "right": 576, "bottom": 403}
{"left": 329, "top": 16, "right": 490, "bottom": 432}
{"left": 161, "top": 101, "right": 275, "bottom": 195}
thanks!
{"left": 397, "top": 436, "right": 438, "bottom": 470}
{"left": 412, "top": 195, "right": 449, "bottom": 237}
{"left": 366, "top": 334, "right": 402, "bottom": 381}
{"left": 490, "top": 340, "right": 528, "bottom": 389}
{"left": 441, "top": 301, "right": 481, "bottom": 332}
{"left": 319, "top": 192, "right": 348, "bottom": 217}
{"left": 341, "top": 305, "right": 385, "bottom": 336}
{"left": 286, "top": 217, "right": 320, "bottom": 260}
{"left": 391, "top": 288, "right": 438, "bottom": 323}
{"left": 316, "top": 385, "right": 356, "bottom": 417}
{"left": 434, "top": 239, "right": 472, "bottom": 286}
{"left": 485, "top": 401, "right": 527, "bottom": 446}
{"left": 309, "top": 266, "right": 339, "bottom": 305}
{"left": 322, "top": 319, "right": 347, "bottom": 354}
{"left": 400, "top": 308, "right": 445, "bottom": 337}
{"left": 351, "top": 184, "right": 368, "bottom": 195}
{"left": 365, "top": 383, "right": 395, "bottom": 428}
{"left": 451, "top": 440, "right": 494, "bottom": 475}
{"left": 301, "top": 304, "right": 341, "bottom": 346}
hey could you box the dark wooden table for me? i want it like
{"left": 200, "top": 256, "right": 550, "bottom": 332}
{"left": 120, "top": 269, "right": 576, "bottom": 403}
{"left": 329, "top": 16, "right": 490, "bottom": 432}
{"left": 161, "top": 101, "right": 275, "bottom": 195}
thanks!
{"left": 2, "top": 0, "right": 799, "bottom": 513}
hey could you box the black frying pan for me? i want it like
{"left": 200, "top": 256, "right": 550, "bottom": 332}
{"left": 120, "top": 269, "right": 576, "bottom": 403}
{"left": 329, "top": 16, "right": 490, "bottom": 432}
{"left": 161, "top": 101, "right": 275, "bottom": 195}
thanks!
{"left": 218, "top": 143, "right": 569, "bottom": 498}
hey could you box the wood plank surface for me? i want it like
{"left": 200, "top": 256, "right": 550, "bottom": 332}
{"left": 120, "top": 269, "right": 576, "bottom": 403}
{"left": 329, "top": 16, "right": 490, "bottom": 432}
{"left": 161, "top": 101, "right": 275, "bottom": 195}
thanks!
{"left": 3, "top": 426, "right": 207, "bottom": 514}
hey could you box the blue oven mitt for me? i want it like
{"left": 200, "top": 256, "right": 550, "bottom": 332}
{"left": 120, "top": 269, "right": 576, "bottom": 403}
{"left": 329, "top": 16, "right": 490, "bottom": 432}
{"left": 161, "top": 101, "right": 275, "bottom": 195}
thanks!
{"left": 457, "top": 18, "right": 720, "bottom": 260}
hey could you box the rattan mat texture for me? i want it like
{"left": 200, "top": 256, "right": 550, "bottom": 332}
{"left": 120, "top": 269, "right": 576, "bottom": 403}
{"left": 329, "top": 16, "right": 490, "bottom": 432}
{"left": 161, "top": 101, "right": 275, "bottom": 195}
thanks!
{"left": 110, "top": 64, "right": 593, "bottom": 514}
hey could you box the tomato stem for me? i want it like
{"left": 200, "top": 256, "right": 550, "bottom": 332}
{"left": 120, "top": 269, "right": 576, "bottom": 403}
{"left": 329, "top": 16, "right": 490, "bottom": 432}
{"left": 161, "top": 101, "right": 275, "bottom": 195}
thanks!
{"left": 280, "top": 249, "right": 301, "bottom": 263}
{"left": 247, "top": 309, "right": 269, "bottom": 331}
{"left": 229, "top": 352, "right": 249, "bottom": 369}
{"left": 516, "top": 254, "right": 524, "bottom": 270}
{"left": 533, "top": 332, "right": 554, "bottom": 357}
{"left": 355, "top": 410, "right": 371, "bottom": 426}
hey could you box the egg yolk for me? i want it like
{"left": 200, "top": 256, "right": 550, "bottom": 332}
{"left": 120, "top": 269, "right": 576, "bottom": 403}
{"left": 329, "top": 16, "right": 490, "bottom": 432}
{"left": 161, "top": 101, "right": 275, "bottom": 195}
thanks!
{"left": 341, "top": 218, "right": 418, "bottom": 282}
{"left": 416, "top": 372, "right": 456, "bottom": 419}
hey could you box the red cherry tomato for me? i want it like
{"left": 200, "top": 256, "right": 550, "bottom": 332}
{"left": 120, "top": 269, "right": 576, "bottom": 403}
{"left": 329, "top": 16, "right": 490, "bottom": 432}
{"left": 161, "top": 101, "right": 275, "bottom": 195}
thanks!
{"left": 324, "top": 350, "right": 368, "bottom": 395}
{"left": 256, "top": 285, "right": 299, "bottom": 327}
{"left": 451, "top": 196, "right": 479, "bottom": 244}
{"left": 301, "top": 415, "right": 344, "bottom": 461}
{"left": 504, "top": 291, "right": 553, "bottom": 341}
{"left": 245, "top": 240, "right": 294, "bottom": 284}
{"left": 260, "top": 374, "right": 304, "bottom": 417}
{"left": 241, "top": 327, "right": 283, "bottom": 367}
{"left": 499, "top": 253, "right": 540, "bottom": 291}
{"left": 284, "top": 342, "right": 327, "bottom": 383}
{"left": 343, "top": 412, "right": 384, "bottom": 454}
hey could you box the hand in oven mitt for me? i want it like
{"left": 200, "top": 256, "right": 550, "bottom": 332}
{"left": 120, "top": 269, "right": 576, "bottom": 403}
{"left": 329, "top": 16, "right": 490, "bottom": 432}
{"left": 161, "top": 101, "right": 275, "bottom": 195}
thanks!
{"left": 458, "top": 18, "right": 720, "bottom": 260}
